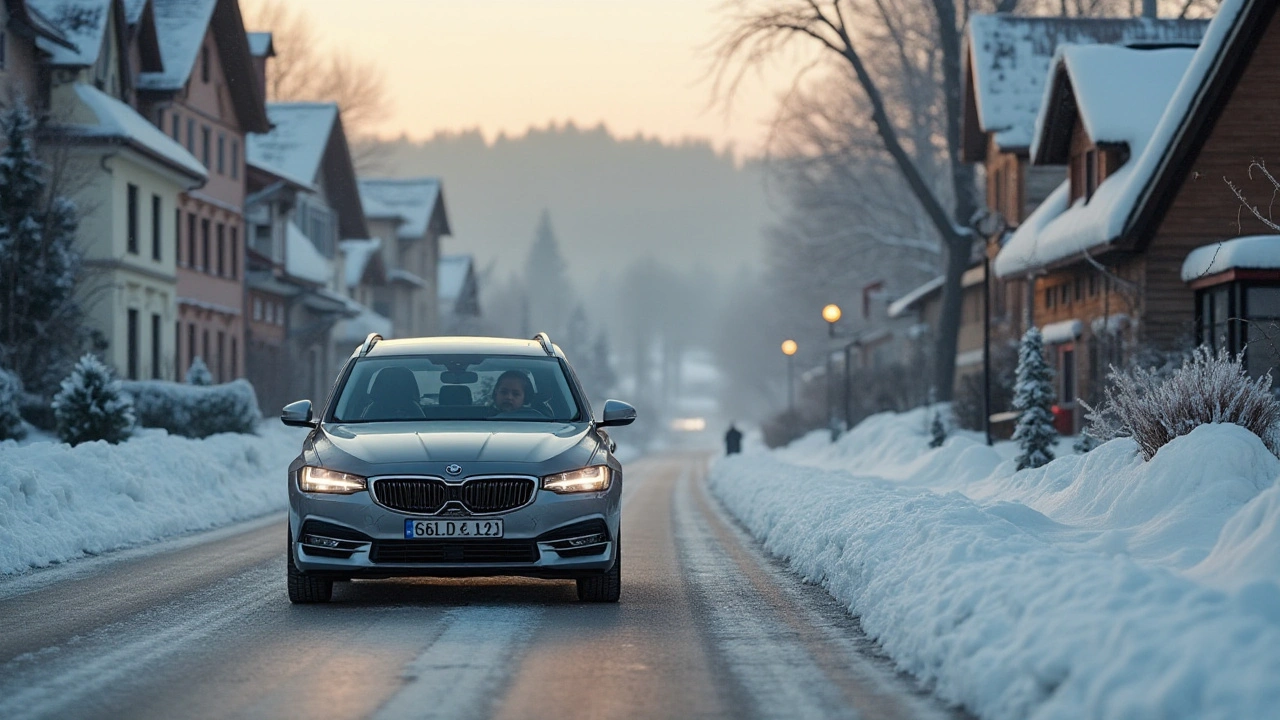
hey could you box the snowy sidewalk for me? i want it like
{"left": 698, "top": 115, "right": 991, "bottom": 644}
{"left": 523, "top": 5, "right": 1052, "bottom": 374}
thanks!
{"left": 710, "top": 411, "right": 1280, "bottom": 720}
{"left": 0, "top": 423, "right": 307, "bottom": 575}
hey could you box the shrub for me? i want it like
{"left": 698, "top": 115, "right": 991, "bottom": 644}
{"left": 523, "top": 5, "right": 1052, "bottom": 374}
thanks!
{"left": 1082, "top": 346, "right": 1280, "bottom": 460}
{"left": 52, "top": 354, "right": 135, "bottom": 445}
{"left": 122, "top": 379, "right": 261, "bottom": 438}
{"left": 929, "top": 410, "right": 947, "bottom": 448}
{"left": 186, "top": 357, "right": 213, "bottom": 386}
{"left": 0, "top": 367, "right": 25, "bottom": 441}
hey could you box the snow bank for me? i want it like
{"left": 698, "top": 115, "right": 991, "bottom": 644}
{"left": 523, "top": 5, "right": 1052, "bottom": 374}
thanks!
{"left": 0, "top": 423, "right": 306, "bottom": 575}
{"left": 713, "top": 410, "right": 1280, "bottom": 719}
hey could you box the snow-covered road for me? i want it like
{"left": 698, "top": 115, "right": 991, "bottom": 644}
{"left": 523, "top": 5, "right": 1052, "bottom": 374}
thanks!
{"left": 0, "top": 453, "right": 961, "bottom": 720}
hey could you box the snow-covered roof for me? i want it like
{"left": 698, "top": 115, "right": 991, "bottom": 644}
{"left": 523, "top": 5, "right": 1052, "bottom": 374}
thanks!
{"left": 1040, "top": 319, "right": 1083, "bottom": 344}
{"left": 1182, "top": 235, "right": 1280, "bottom": 282}
{"left": 387, "top": 268, "right": 426, "bottom": 288}
{"left": 994, "top": 45, "right": 1195, "bottom": 278}
{"left": 1031, "top": 46, "right": 1195, "bottom": 163}
{"left": 359, "top": 193, "right": 406, "bottom": 223}
{"left": 136, "top": 0, "right": 217, "bottom": 91}
{"left": 887, "top": 276, "right": 944, "bottom": 318}
{"left": 28, "top": 0, "right": 112, "bottom": 66}
{"left": 55, "top": 84, "right": 207, "bottom": 180}
{"left": 438, "top": 255, "right": 472, "bottom": 302}
{"left": 246, "top": 103, "right": 338, "bottom": 190}
{"left": 123, "top": 0, "right": 147, "bottom": 25}
{"left": 246, "top": 31, "right": 273, "bottom": 57}
{"left": 340, "top": 238, "right": 381, "bottom": 289}
{"left": 965, "top": 14, "right": 1207, "bottom": 153}
{"left": 333, "top": 303, "right": 392, "bottom": 344}
{"left": 285, "top": 222, "right": 332, "bottom": 285}
{"left": 358, "top": 178, "right": 445, "bottom": 240}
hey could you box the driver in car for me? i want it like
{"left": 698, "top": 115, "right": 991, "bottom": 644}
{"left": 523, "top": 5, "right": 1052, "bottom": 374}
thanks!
{"left": 492, "top": 370, "right": 534, "bottom": 413}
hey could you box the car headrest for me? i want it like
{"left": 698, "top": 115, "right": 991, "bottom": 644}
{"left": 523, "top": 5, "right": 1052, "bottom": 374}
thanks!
{"left": 370, "top": 366, "right": 418, "bottom": 401}
{"left": 439, "top": 385, "right": 473, "bottom": 406}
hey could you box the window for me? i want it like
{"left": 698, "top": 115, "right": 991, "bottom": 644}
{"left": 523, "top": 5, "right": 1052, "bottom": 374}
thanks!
{"left": 1088, "top": 273, "right": 1097, "bottom": 297}
{"left": 201, "top": 46, "right": 210, "bottom": 83}
{"left": 187, "top": 118, "right": 195, "bottom": 153}
{"left": 1045, "top": 287, "right": 1056, "bottom": 310}
{"left": 201, "top": 218, "right": 210, "bottom": 271}
{"left": 174, "top": 208, "right": 181, "bottom": 264}
{"left": 171, "top": 113, "right": 180, "bottom": 141}
{"left": 217, "top": 133, "right": 225, "bottom": 174}
{"left": 151, "top": 195, "right": 162, "bottom": 261}
{"left": 127, "top": 309, "right": 140, "bottom": 380}
{"left": 202, "top": 329, "right": 210, "bottom": 369}
{"left": 231, "top": 140, "right": 240, "bottom": 180}
{"left": 151, "top": 314, "right": 162, "bottom": 379}
{"left": 187, "top": 323, "right": 196, "bottom": 373}
{"left": 201, "top": 126, "right": 211, "bottom": 167}
{"left": 126, "top": 184, "right": 139, "bottom": 254}
{"left": 1084, "top": 149, "right": 1099, "bottom": 201}
{"left": 216, "top": 222, "right": 225, "bottom": 276}
{"left": 187, "top": 213, "right": 197, "bottom": 268}
{"left": 1074, "top": 276, "right": 1082, "bottom": 302}
{"left": 1245, "top": 286, "right": 1280, "bottom": 378}
{"left": 1060, "top": 284, "right": 1070, "bottom": 306}
{"left": 175, "top": 321, "right": 181, "bottom": 379}
{"left": 230, "top": 227, "right": 239, "bottom": 280}
{"left": 253, "top": 298, "right": 263, "bottom": 321}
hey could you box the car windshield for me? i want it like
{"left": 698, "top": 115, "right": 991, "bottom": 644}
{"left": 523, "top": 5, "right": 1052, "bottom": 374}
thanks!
{"left": 330, "top": 354, "right": 583, "bottom": 423}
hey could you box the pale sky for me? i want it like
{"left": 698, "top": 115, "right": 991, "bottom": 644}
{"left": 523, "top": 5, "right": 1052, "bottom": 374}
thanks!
{"left": 268, "top": 0, "right": 819, "bottom": 156}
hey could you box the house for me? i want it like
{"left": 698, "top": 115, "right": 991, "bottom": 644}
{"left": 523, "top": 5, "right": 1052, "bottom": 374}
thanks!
{"left": 1, "top": 0, "right": 76, "bottom": 101}
{"left": 245, "top": 101, "right": 367, "bottom": 411}
{"left": 134, "top": 0, "right": 269, "bottom": 383}
{"left": 331, "top": 237, "right": 391, "bottom": 362}
{"left": 993, "top": 0, "right": 1280, "bottom": 431}
{"left": 962, "top": 14, "right": 1207, "bottom": 363}
{"left": 30, "top": 0, "right": 206, "bottom": 382}
{"left": 358, "top": 177, "right": 452, "bottom": 337}
{"left": 887, "top": 262, "right": 986, "bottom": 389}
{"left": 438, "top": 254, "right": 481, "bottom": 335}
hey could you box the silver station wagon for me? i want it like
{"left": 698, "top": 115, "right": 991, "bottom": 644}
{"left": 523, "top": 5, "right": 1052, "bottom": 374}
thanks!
{"left": 281, "top": 333, "right": 636, "bottom": 604}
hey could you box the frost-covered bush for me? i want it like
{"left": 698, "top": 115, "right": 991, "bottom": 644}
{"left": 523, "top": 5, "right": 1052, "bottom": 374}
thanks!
{"left": 122, "top": 378, "right": 260, "bottom": 438}
{"left": 0, "top": 367, "right": 26, "bottom": 441}
{"left": 186, "top": 357, "right": 213, "bottom": 386}
{"left": 52, "top": 354, "right": 135, "bottom": 445}
{"left": 928, "top": 410, "right": 947, "bottom": 448}
{"left": 1012, "top": 328, "right": 1057, "bottom": 470}
{"left": 1083, "top": 346, "right": 1280, "bottom": 460}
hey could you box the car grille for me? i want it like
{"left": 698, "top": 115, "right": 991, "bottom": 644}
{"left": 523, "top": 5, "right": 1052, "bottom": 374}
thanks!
{"left": 373, "top": 477, "right": 536, "bottom": 514}
{"left": 371, "top": 540, "right": 539, "bottom": 564}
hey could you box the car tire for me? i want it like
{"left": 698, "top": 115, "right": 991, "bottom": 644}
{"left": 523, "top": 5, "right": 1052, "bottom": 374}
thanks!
{"left": 287, "top": 533, "right": 334, "bottom": 604}
{"left": 576, "top": 536, "right": 621, "bottom": 603}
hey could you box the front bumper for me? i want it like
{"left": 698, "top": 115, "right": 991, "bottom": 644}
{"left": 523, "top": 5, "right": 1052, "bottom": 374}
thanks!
{"left": 288, "top": 479, "right": 620, "bottom": 579}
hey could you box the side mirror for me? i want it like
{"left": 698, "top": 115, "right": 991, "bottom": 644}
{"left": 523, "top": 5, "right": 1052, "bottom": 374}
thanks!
{"left": 282, "top": 399, "right": 317, "bottom": 428}
{"left": 598, "top": 399, "right": 637, "bottom": 428}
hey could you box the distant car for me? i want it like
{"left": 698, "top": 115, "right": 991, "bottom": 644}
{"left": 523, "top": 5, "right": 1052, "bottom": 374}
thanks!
{"left": 281, "top": 333, "right": 636, "bottom": 604}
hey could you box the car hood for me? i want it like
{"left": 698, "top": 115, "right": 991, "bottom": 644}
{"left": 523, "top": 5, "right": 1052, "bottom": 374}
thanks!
{"left": 317, "top": 421, "right": 594, "bottom": 466}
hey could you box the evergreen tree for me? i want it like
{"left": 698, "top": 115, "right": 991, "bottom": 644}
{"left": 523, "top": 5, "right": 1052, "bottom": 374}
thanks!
{"left": 186, "top": 357, "right": 213, "bottom": 385}
{"left": 52, "top": 354, "right": 135, "bottom": 445}
{"left": 0, "top": 102, "right": 82, "bottom": 394}
{"left": 0, "top": 367, "right": 25, "bottom": 441}
{"left": 524, "top": 210, "right": 575, "bottom": 337}
{"left": 1012, "top": 328, "right": 1057, "bottom": 470}
{"left": 929, "top": 410, "right": 946, "bottom": 448}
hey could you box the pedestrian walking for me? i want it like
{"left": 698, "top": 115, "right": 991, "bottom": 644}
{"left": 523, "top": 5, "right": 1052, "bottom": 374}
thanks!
{"left": 724, "top": 423, "right": 743, "bottom": 455}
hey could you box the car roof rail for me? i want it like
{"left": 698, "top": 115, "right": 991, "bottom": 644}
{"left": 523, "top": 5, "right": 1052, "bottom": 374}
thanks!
{"left": 532, "top": 332, "right": 555, "bottom": 356}
{"left": 359, "top": 333, "right": 383, "bottom": 357}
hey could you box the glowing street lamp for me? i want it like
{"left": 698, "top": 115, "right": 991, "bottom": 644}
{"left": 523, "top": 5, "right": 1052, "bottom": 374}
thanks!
{"left": 821, "top": 304, "right": 844, "bottom": 440}
{"left": 822, "top": 303, "right": 842, "bottom": 337}
{"left": 781, "top": 339, "right": 797, "bottom": 412}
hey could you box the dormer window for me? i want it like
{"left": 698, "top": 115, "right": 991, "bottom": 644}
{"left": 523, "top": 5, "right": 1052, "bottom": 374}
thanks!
{"left": 1084, "top": 149, "right": 1099, "bottom": 201}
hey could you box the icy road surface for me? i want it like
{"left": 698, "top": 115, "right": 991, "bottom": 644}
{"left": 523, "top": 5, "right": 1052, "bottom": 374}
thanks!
{"left": 0, "top": 455, "right": 963, "bottom": 720}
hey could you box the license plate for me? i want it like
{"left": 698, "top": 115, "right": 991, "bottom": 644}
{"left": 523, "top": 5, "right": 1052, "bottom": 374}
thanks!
{"left": 404, "top": 519, "right": 504, "bottom": 539}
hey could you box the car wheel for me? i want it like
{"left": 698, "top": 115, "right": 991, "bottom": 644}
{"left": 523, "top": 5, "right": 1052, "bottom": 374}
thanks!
{"left": 287, "top": 532, "right": 333, "bottom": 604}
{"left": 576, "top": 536, "right": 621, "bottom": 603}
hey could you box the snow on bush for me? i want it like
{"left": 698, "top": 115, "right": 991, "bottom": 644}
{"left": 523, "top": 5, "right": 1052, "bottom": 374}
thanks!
{"left": 1083, "top": 346, "right": 1280, "bottom": 460}
{"left": 0, "top": 367, "right": 26, "bottom": 441}
{"left": 1012, "top": 328, "right": 1057, "bottom": 469}
{"left": 185, "top": 357, "right": 213, "bottom": 386}
{"left": 122, "top": 379, "right": 260, "bottom": 438}
{"left": 51, "top": 354, "right": 134, "bottom": 446}
{"left": 928, "top": 409, "right": 947, "bottom": 448}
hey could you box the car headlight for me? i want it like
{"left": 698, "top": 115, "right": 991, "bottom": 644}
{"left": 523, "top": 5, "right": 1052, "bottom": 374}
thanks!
{"left": 542, "top": 465, "right": 611, "bottom": 494}
{"left": 298, "top": 466, "right": 367, "bottom": 494}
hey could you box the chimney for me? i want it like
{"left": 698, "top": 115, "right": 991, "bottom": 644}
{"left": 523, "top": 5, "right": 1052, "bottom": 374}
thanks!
{"left": 247, "top": 32, "right": 274, "bottom": 106}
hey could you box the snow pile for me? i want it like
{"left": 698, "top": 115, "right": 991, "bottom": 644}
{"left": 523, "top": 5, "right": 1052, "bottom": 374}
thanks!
{"left": 0, "top": 423, "right": 306, "bottom": 575}
{"left": 713, "top": 410, "right": 1280, "bottom": 719}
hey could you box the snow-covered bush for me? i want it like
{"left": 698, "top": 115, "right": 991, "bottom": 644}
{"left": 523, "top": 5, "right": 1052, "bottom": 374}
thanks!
{"left": 52, "top": 354, "right": 135, "bottom": 445}
{"left": 928, "top": 410, "right": 947, "bottom": 448}
{"left": 1083, "top": 346, "right": 1280, "bottom": 460}
{"left": 1012, "top": 328, "right": 1057, "bottom": 470}
{"left": 122, "top": 379, "right": 260, "bottom": 438}
{"left": 185, "top": 357, "right": 213, "bottom": 386}
{"left": 1072, "top": 432, "right": 1099, "bottom": 454}
{"left": 0, "top": 367, "right": 26, "bottom": 441}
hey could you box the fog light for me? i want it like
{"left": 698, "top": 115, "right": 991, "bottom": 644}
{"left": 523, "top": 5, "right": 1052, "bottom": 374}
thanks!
{"left": 568, "top": 533, "right": 606, "bottom": 547}
{"left": 303, "top": 534, "right": 341, "bottom": 548}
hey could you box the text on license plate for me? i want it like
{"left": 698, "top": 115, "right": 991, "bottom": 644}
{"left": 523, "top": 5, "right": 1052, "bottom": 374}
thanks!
{"left": 404, "top": 519, "right": 504, "bottom": 539}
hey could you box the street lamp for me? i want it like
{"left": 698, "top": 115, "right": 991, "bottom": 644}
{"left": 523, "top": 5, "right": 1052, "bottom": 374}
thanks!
{"left": 781, "top": 339, "right": 797, "bottom": 413}
{"left": 822, "top": 304, "right": 842, "bottom": 440}
{"left": 822, "top": 304, "right": 842, "bottom": 337}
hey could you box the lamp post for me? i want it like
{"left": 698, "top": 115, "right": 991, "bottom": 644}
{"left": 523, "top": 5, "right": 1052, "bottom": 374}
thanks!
{"left": 822, "top": 304, "right": 842, "bottom": 441}
{"left": 781, "top": 339, "right": 797, "bottom": 413}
